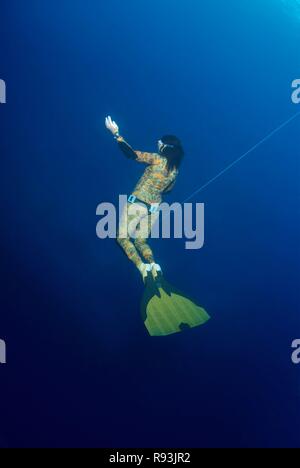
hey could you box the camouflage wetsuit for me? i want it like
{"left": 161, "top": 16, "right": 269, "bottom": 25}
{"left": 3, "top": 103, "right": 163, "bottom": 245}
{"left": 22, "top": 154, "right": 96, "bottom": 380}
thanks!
{"left": 115, "top": 135, "right": 178, "bottom": 268}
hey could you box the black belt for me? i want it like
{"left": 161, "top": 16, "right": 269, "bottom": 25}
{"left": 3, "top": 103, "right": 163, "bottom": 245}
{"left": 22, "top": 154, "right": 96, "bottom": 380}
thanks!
{"left": 128, "top": 194, "right": 160, "bottom": 214}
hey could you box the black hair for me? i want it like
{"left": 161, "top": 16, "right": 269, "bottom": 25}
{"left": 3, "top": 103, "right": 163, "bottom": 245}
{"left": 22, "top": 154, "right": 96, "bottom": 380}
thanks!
{"left": 160, "top": 135, "right": 185, "bottom": 172}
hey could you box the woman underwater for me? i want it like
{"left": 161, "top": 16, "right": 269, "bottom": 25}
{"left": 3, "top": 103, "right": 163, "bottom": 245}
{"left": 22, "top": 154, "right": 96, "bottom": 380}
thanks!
{"left": 105, "top": 116, "right": 185, "bottom": 281}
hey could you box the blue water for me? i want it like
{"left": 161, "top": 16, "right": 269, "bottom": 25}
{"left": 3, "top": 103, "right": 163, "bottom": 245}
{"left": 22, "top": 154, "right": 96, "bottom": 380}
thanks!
{"left": 0, "top": 0, "right": 299, "bottom": 448}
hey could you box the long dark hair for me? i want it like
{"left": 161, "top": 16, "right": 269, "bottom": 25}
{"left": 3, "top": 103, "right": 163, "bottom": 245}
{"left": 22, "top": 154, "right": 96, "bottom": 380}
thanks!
{"left": 160, "top": 135, "right": 185, "bottom": 172}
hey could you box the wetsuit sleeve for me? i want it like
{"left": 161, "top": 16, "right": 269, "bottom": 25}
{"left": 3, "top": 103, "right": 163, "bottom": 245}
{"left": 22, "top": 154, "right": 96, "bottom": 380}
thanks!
{"left": 115, "top": 135, "right": 138, "bottom": 160}
{"left": 135, "top": 151, "right": 160, "bottom": 165}
{"left": 115, "top": 135, "right": 159, "bottom": 164}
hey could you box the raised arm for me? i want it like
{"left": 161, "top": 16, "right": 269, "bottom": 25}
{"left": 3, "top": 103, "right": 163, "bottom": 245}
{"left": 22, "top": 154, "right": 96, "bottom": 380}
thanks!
{"left": 105, "top": 116, "right": 159, "bottom": 164}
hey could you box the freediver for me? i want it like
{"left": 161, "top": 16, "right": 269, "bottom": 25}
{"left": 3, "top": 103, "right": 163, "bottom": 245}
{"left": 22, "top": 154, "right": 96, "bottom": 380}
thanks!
{"left": 105, "top": 116, "right": 184, "bottom": 281}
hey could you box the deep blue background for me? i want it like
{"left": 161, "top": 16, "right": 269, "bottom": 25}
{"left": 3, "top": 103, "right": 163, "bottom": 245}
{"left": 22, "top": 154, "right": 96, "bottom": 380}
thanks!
{"left": 0, "top": 0, "right": 299, "bottom": 448}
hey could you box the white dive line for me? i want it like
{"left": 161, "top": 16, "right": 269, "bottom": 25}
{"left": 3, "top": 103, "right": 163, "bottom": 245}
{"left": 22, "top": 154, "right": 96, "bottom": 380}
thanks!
{"left": 184, "top": 111, "right": 300, "bottom": 202}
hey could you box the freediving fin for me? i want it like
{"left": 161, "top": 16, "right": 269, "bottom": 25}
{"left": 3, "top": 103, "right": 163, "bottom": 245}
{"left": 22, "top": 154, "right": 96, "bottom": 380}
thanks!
{"left": 141, "top": 272, "right": 210, "bottom": 337}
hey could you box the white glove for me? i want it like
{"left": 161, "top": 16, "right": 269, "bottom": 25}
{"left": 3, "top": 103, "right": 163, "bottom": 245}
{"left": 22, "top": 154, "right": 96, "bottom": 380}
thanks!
{"left": 105, "top": 116, "right": 119, "bottom": 136}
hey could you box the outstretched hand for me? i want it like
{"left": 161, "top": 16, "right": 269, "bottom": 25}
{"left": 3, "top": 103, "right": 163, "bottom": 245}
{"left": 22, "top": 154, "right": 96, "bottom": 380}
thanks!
{"left": 105, "top": 116, "right": 119, "bottom": 136}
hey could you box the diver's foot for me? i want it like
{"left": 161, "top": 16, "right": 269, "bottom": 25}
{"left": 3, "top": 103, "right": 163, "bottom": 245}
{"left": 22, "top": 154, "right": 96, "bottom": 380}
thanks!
{"left": 150, "top": 263, "right": 162, "bottom": 280}
{"left": 138, "top": 263, "right": 152, "bottom": 282}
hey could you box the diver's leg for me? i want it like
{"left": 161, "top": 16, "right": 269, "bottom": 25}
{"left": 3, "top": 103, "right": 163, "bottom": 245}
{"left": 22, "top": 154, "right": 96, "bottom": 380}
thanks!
{"left": 134, "top": 211, "right": 158, "bottom": 264}
{"left": 136, "top": 211, "right": 163, "bottom": 279}
{"left": 116, "top": 236, "right": 143, "bottom": 268}
{"left": 117, "top": 202, "right": 149, "bottom": 278}
{"left": 134, "top": 238, "right": 155, "bottom": 264}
